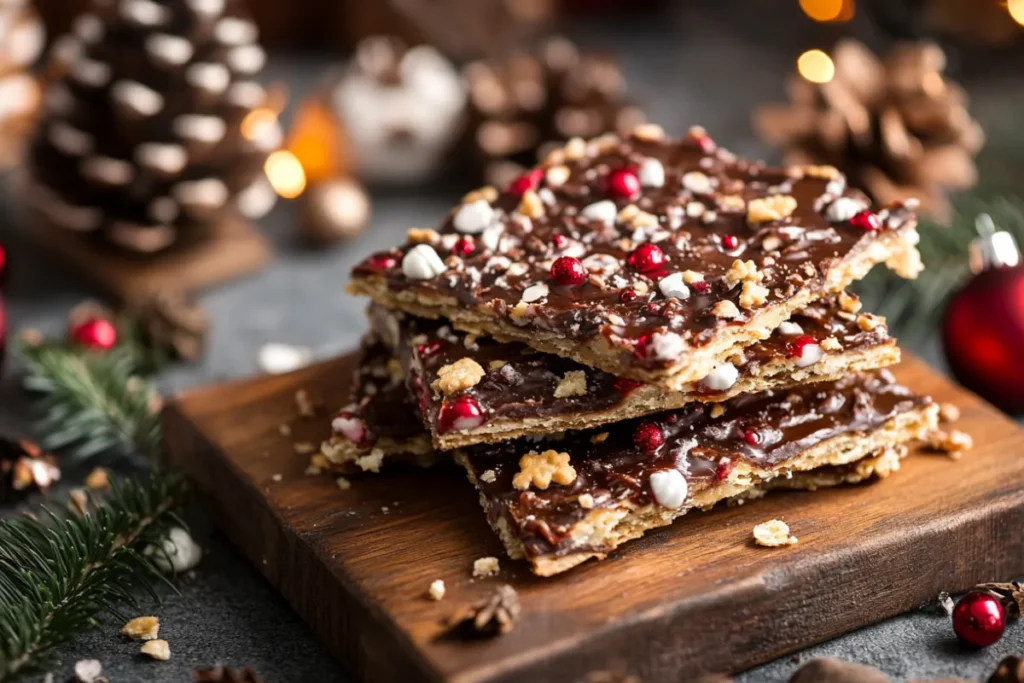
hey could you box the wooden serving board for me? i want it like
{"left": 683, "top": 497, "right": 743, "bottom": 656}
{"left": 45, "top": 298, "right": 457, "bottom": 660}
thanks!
{"left": 164, "top": 353, "right": 1024, "bottom": 682}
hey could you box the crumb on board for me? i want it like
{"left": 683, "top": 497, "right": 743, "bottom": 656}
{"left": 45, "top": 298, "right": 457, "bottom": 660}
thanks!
{"left": 140, "top": 639, "right": 171, "bottom": 661}
{"left": 121, "top": 616, "right": 160, "bottom": 641}
{"left": 473, "top": 556, "right": 500, "bottom": 578}
{"left": 753, "top": 519, "right": 798, "bottom": 547}
{"left": 336, "top": 477, "right": 351, "bottom": 490}
{"left": 271, "top": 473, "right": 283, "bottom": 482}
{"left": 938, "top": 402, "right": 961, "bottom": 423}
{"left": 429, "top": 579, "right": 446, "bottom": 601}
{"left": 927, "top": 429, "right": 973, "bottom": 458}
{"left": 480, "top": 469, "right": 496, "bottom": 483}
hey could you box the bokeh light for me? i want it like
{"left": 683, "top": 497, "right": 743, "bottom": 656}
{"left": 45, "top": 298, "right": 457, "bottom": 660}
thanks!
{"left": 265, "top": 150, "right": 307, "bottom": 198}
{"left": 799, "top": 0, "right": 854, "bottom": 22}
{"left": 1009, "top": 0, "right": 1024, "bottom": 27}
{"left": 797, "top": 49, "right": 835, "bottom": 84}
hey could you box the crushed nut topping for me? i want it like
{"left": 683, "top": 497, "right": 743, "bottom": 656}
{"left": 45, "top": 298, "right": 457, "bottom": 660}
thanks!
{"left": 753, "top": 519, "right": 798, "bottom": 547}
{"left": 928, "top": 429, "right": 973, "bottom": 458}
{"left": 432, "top": 358, "right": 487, "bottom": 395}
{"left": 819, "top": 336, "right": 842, "bottom": 352}
{"left": 336, "top": 477, "right": 351, "bottom": 490}
{"left": 480, "top": 469, "right": 497, "bottom": 483}
{"left": 590, "top": 432, "right": 609, "bottom": 444}
{"left": 512, "top": 450, "right": 577, "bottom": 490}
{"left": 546, "top": 165, "right": 570, "bottom": 187}
{"left": 140, "top": 639, "right": 171, "bottom": 661}
{"left": 726, "top": 259, "right": 764, "bottom": 285}
{"left": 938, "top": 402, "right": 961, "bottom": 423}
{"left": 631, "top": 122, "right": 666, "bottom": 141}
{"left": 517, "top": 190, "right": 545, "bottom": 219}
{"left": 407, "top": 227, "right": 440, "bottom": 244}
{"left": 838, "top": 291, "right": 862, "bottom": 313}
{"left": 856, "top": 313, "right": 882, "bottom": 331}
{"left": 681, "top": 270, "right": 704, "bottom": 283}
{"left": 446, "top": 584, "right": 520, "bottom": 638}
{"left": 712, "top": 300, "right": 741, "bottom": 319}
{"left": 799, "top": 164, "right": 841, "bottom": 179}
{"left": 554, "top": 370, "right": 588, "bottom": 398}
{"left": 122, "top": 616, "right": 160, "bottom": 641}
{"left": 747, "top": 194, "right": 797, "bottom": 224}
{"left": 739, "top": 281, "right": 769, "bottom": 309}
{"left": 710, "top": 404, "right": 726, "bottom": 418}
{"left": 462, "top": 186, "right": 497, "bottom": 203}
{"left": 472, "top": 556, "right": 500, "bottom": 578}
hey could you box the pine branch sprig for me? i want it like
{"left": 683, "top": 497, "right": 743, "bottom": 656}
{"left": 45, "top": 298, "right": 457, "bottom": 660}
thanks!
{"left": 0, "top": 473, "right": 187, "bottom": 682}
{"left": 16, "top": 326, "right": 164, "bottom": 463}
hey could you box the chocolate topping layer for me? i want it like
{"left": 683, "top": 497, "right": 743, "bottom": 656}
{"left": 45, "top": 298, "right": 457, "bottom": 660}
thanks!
{"left": 350, "top": 126, "right": 919, "bottom": 387}
{"left": 460, "top": 370, "right": 930, "bottom": 559}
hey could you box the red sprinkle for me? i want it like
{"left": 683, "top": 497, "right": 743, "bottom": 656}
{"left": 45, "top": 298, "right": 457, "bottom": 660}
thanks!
{"left": 714, "top": 459, "right": 735, "bottom": 482}
{"left": 692, "top": 281, "right": 711, "bottom": 294}
{"left": 614, "top": 377, "right": 644, "bottom": 393}
{"left": 550, "top": 256, "right": 587, "bottom": 286}
{"left": 416, "top": 341, "right": 445, "bottom": 357}
{"left": 437, "top": 395, "right": 484, "bottom": 434}
{"left": 506, "top": 168, "right": 544, "bottom": 197}
{"left": 849, "top": 210, "right": 881, "bottom": 231}
{"left": 619, "top": 288, "right": 637, "bottom": 303}
{"left": 632, "top": 334, "right": 653, "bottom": 359}
{"left": 787, "top": 335, "right": 818, "bottom": 358}
{"left": 721, "top": 234, "right": 739, "bottom": 250}
{"left": 552, "top": 234, "right": 569, "bottom": 250}
{"left": 452, "top": 237, "right": 475, "bottom": 256}
{"left": 633, "top": 422, "right": 664, "bottom": 454}
{"left": 743, "top": 428, "right": 761, "bottom": 446}
{"left": 687, "top": 130, "right": 717, "bottom": 154}
{"left": 365, "top": 253, "right": 398, "bottom": 270}
{"left": 606, "top": 168, "right": 641, "bottom": 201}
{"left": 627, "top": 244, "right": 665, "bottom": 274}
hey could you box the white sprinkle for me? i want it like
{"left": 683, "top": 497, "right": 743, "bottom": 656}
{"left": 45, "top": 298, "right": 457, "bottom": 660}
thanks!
{"left": 187, "top": 0, "right": 226, "bottom": 16}
{"left": 638, "top": 158, "right": 665, "bottom": 188}
{"left": 650, "top": 469, "right": 688, "bottom": 509}
{"left": 453, "top": 199, "right": 495, "bottom": 234}
{"left": 580, "top": 200, "right": 617, "bottom": 225}
{"left": 48, "top": 122, "right": 92, "bottom": 156}
{"left": 72, "top": 14, "right": 104, "bottom": 43}
{"left": 258, "top": 343, "right": 313, "bottom": 375}
{"left": 186, "top": 63, "right": 231, "bottom": 95}
{"left": 173, "top": 178, "right": 229, "bottom": 210}
{"left": 72, "top": 59, "right": 111, "bottom": 87}
{"left": 146, "top": 34, "right": 194, "bottom": 66}
{"left": 173, "top": 114, "right": 227, "bottom": 144}
{"left": 658, "top": 272, "right": 690, "bottom": 300}
{"left": 135, "top": 143, "right": 188, "bottom": 175}
{"left": 225, "top": 81, "right": 266, "bottom": 108}
{"left": 148, "top": 197, "right": 179, "bottom": 224}
{"left": 521, "top": 283, "right": 549, "bottom": 303}
{"left": 111, "top": 80, "right": 164, "bottom": 116}
{"left": 236, "top": 179, "right": 277, "bottom": 219}
{"left": 794, "top": 340, "right": 823, "bottom": 368}
{"left": 401, "top": 244, "right": 447, "bottom": 280}
{"left": 778, "top": 321, "right": 804, "bottom": 336}
{"left": 120, "top": 0, "right": 171, "bottom": 26}
{"left": 650, "top": 331, "right": 686, "bottom": 360}
{"left": 701, "top": 363, "right": 739, "bottom": 391}
{"left": 80, "top": 156, "right": 134, "bottom": 186}
{"left": 215, "top": 17, "right": 258, "bottom": 45}
{"left": 825, "top": 196, "right": 868, "bottom": 223}
{"left": 226, "top": 45, "right": 266, "bottom": 74}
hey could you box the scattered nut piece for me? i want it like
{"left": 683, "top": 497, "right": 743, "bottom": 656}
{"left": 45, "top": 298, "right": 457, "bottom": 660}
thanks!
{"left": 121, "top": 616, "right": 160, "bottom": 641}
{"left": 432, "top": 358, "right": 486, "bottom": 395}
{"left": 85, "top": 467, "right": 110, "bottom": 491}
{"left": 710, "top": 404, "right": 726, "bottom": 419}
{"left": 407, "top": 227, "right": 440, "bottom": 244}
{"left": 429, "top": 579, "right": 446, "bottom": 601}
{"left": 488, "top": 360, "right": 506, "bottom": 370}
{"left": 725, "top": 259, "right": 763, "bottom": 285}
{"left": 480, "top": 469, "right": 497, "bottom": 483}
{"left": 278, "top": 423, "right": 292, "bottom": 436}
{"left": 838, "top": 291, "right": 862, "bottom": 313}
{"left": 578, "top": 493, "right": 595, "bottom": 509}
{"left": 546, "top": 165, "right": 570, "bottom": 187}
{"left": 753, "top": 519, "right": 798, "bottom": 547}
{"left": 681, "top": 270, "right": 704, "bottom": 284}
{"left": 473, "top": 556, "right": 500, "bottom": 578}
{"left": 512, "top": 450, "right": 577, "bottom": 491}
{"left": 517, "top": 190, "right": 545, "bottom": 219}
{"left": 747, "top": 195, "right": 797, "bottom": 224}
{"left": 856, "top": 313, "right": 882, "bottom": 332}
{"left": 271, "top": 473, "right": 283, "bottom": 482}
{"left": 761, "top": 235, "right": 782, "bottom": 252}
{"left": 712, "top": 300, "right": 741, "bottom": 319}
{"left": 140, "top": 639, "right": 171, "bottom": 661}
{"left": 718, "top": 194, "right": 746, "bottom": 212}
{"left": 820, "top": 336, "right": 842, "bottom": 352}
{"left": 590, "top": 432, "right": 610, "bottom": 444}
{"left": 799, "top": 164, "right": 841, "bottom": 179}
{"left": 554, "top": 370, "right": 588, "bottom": 398}
{"left": 336, "top": 477, "right": 351, "bottom": 490}
{"left": 928, "top": 429, "right": 973, "bottom": 458}
{"left": 631, "top": 123, "right": 665, "bottom": 141}
{"left": 739, "top": 281, "right": 769, "bottom": 309}
{"left": 939, "top": 402, "right": 961, "bottom": 423}
{"left": 355, "top": 449, "right": 385, "bottom": 473}
{"left": 563, "top": 137, "right": 587, "bottom": 160}
{"left": 462, "top": 186, "right": 498, "bottom": 203}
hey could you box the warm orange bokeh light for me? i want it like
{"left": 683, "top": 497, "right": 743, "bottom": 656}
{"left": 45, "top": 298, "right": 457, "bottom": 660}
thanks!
{"left": 1009, "top": 0, "right": 1024, "bottom": 27}
{"left": 799, "top": 0, "right": 855, "bottom": 22}
{"left": 241, "top": 108, "right": 278, "bottom": 142}
{"left": 287, "top": 99, "right": 346, "bottom": 184}
{"left": 265, "top": 150, "right": 307, "bottom": 199}
{"left": 797, "top": 49, "right": 835, "bottom": 84}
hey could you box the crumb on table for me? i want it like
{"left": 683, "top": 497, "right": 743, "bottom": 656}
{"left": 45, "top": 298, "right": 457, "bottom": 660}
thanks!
{"left": 753, "top": 519, "right": 798, "bottom": 547}
{"left": 473, "top": 556, "right": 500, "bottom": 578}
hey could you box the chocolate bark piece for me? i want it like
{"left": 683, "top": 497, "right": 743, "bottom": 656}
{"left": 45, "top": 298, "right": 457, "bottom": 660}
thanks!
{"left": 373, "top": 292, "right": 900, "bottom": 450}
{"left": 348, "top": 125, "right": 922, "bottom": 391}
{"left": 457, "top": 370, "right": 938, "bottom": 576}
{"left": 318, "top": 337, "right": 435, "bottom": 474}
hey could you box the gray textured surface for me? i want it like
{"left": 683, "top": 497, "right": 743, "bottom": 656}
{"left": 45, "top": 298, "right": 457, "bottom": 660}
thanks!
{"left": 1, "top": 3, "right": 1023, "bottom": 681}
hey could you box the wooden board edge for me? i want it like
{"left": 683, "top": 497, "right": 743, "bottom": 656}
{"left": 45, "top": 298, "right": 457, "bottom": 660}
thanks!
{"left": 162, "top": 402, "right": 446, "bottom": 683}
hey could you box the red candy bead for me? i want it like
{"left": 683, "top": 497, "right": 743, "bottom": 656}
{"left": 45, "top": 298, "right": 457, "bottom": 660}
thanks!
{"left": 619, "top": 288, "right": 637, "bottom": 303}
{"left": 721, "top": 234, "right": 739, "bottom": 250}
{"left": 366, "top": 253, "right": 398, "bottom": 270}
{"left": 452, "top": 237, "right": 475, "bottom": 256}
{"left": 416, "top": 341, "right": 444, "bottom": 357}
{"left": 606, "top": 168, "right": 641, "bottom": 201}
{"left": 953, "top": 591, "right": 1006, "bottom": 648}
{"left": 627, "top": 244, "right": 665, "bottom": 274}
{"left": 742, "top": 428, "right": 761, "bottom": 446}
{"left": 438, "top": 395, "right": 484, "bottom": 433}
{"left": 506, "top": 168, "right": 544, "bottom": 196}
{"left": 550, "top": 256, "right": 587, "bottom": 286}
{"left": 849, "top": 210, "right": 881, "bottom": 231}
{"left": 70, "top": 318, "right": 118, "bottom": 351}
{"left": 692, "top": 280, "right": 711, "bottom": 294}
{"left": 552, "top": 234, "right": 569, "bottom": 250}
{"left": 634, "top": 422, "right": 664, "bottom": 454}
{"left": 787, "top": 335, "right": 818, "bottom": 358}
{"left": 614, "top": 377, "right": 644, "bottom": 393}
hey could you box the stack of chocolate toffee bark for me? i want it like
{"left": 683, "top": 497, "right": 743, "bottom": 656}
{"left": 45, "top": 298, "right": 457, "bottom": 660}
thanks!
{"left": 325, "top": 124, "right": 940, "bottom": 576}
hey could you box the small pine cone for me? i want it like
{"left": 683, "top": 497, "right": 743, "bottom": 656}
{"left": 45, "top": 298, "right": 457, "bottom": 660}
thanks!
{"left": 127, "top": 291, "right": 209, "bottom": 362}
{"left": 0, "top": 436, "right": 61, "bottom": 503}
{"left": 28, "top": 0, "right": 278, "bottom": 255}
{"left": 445, "top": 584, "right": 520, "bottom": 638}
{"left": 753, "top": 39, "right": 983, "bottom": 220}
{"left": 464, "top": 36, "right": 646, "bottom": 187}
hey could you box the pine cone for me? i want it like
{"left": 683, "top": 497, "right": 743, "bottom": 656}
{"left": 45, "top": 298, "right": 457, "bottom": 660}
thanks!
{"left": 0, "top": 436, "right": 61, "bottom": 503}
{"left": 446, "top": 584, "right": 520, "bottom": 637}
{"left": 193, "top": 666, "right": 264, "bottom": 683}
{"left": 127, "top": 291, "right": 208, "bottom": 361}
{"left": 0, "top": 0, "right": 44, "bottom": 168}
{"left": 464, "top": 36, "right": 646, "bottom": 187}
{"left": 753, "top": 39, "right": 984, "bottom": 220}
{"left": 28, "top": 0, "right": 279, "bottom": 256}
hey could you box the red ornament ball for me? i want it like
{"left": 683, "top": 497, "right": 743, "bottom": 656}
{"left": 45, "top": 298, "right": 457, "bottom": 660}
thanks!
{"left": 507, "top": 168, "right": 543, "bottom": 197}
{"left": 70, "top": 318, "right": 118, "bottom": 351}
{"left": 627, "top": 244, "right": 665, "bottom": 273}
{"left": 550, "top": 256, "right": 587, "bottom": 286}
{"left": 438, "top": 395, "right": 484, "bottom": 433}
{"left": 952, "top": 591, "right": 1006, "bottom": 648}
{"left": 634, "top": 422, "right": 664, "bottom": 454}
{"left": 943, "top": 264, "right": 1024, "bottom": 413}
{"left": 849, "top": 210, "right": 881, "bottom": 231}
{"left": 606, "top": 168, "right": 641, "bottom": 201}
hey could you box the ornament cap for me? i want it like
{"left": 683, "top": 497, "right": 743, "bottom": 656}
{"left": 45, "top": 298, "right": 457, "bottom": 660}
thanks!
{"left": 970, "top": 214, "right": 1020, "bottom": 273}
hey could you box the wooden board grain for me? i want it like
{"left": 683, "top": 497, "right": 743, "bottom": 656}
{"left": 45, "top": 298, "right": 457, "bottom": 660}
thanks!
{"left": 164, "top": 353, "right": 1024, "bottom": 682}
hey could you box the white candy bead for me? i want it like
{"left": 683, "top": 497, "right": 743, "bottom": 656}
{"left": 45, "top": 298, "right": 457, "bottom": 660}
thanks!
{"left": 227, "top": 45, "right": 265, "bottom": 74}
{"left": 214, "top": 17, "right": 258, "bottom": 45}
{"left": 186, "top": 63, "right": 230, "bottom": 95}
{"left": 826, "top": 197, "right": 868, "bottom": 223}
{"left": 173, "top": 178, "right": 228, "bottom": 209}
{"left": 650, "top": 331, "right": 686, "bottom": 360}
{"left": 521, "top": 283, "right": 549, "bottom": 303}
{"left": 580, "top": 200, "right": 617, "bottom": 225}
{"left": 650, "top": 469, "right": 688, "bottom": 509}
{"left": 146, "top": 34, "right": 194, "bottom": 66}
{"left": 236, "top": 179, "right": 277, "bottom": 219}
{"left": 453, "top": 199, "right": 495, "bottom": 234}
{"left": 778, "top": 321, "right": 804, "bottom": 336}
{"left": 401, "top": 244, "right": 447, "bottom": 280}
{"left": 700, "top": 362, "right": 739, "bottom": 392}
{"left": 111, "top": 80, "right": 164, "bottom": 116}
{"left": 793, "top": 341, "right": 823, "bottom": 368}
{"left": 135, "top": 143, "right": 188, "bottom": 175}
{"left": 173, "top": 115, "right": 227, "bottom": 144}
{"left": 638, "top": 158, "right": 665, "bottom": 188}
{"left": 658, "top": 272, "right": 690, "bottom": 300}
{"left": 80, "top": 156, "right": 134, "bottom": 186}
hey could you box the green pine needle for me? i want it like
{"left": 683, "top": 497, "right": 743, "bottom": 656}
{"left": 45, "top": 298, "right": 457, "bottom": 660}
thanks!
{"left": 0, "top": 473, "right": 187, "bottom": 682}
{"left": 16, "top": 325, "right": 164, "bottom": 463}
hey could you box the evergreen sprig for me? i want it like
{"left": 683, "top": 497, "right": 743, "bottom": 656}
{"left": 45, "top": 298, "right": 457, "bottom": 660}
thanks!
{"left": 16, "top": 324, "right": 164, "bottom": 463}
{"left": 0, "top": 473, "right": 187, "bottom": 682}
